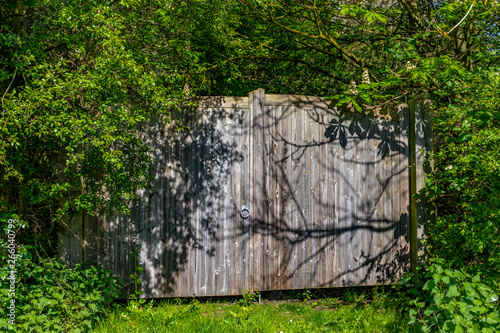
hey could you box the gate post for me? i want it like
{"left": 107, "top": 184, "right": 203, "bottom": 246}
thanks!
{"left": 409, "top": 100, "right": 434, "bottom": 278}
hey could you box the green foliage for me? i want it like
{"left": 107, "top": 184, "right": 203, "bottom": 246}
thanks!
{"left": 299, "top": 288, "right": 313, "bottom": 303}
{"left": 238, "top": 289, "right": 258, "bottom": 307}
{"left": 0, "top": 212, "right": 122, "bottom": 332}
{"left": 1, "top": 0, "right": 195, "bottom": 222}
{"left": 372, "top": 285, "right": 391, "bottom": 309}
{"left": 426, "top": 70, "right": 500, "bottom": 286}
{"left": 129, "top": 246, "right": 144, "bottom": 301}
{"left": 0, "top": 259, "right": 122, "bottom": 332}
{"left": 406, "top": 261, "right": 500, "bottom": 332}
{"left": 344, "top": 288, "right": 368, "bottom": 307}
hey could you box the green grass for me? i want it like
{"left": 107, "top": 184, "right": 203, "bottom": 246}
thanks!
{"left": 93, "top": 291, "right": 417, "bottom": 332}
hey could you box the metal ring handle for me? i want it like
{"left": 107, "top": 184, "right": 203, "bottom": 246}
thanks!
{"left": 240, "top": 205, "right": 250, "bottom": 219}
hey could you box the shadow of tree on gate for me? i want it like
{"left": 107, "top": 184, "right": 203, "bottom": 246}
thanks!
{"left": 84, "top": 95, "right": 415, "bottom": 298}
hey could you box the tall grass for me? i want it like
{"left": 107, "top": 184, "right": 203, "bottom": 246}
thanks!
{"left": 94, "top": 289, "right": 418, "bottom": 332}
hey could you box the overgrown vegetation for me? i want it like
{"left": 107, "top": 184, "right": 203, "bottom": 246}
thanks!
{"left": 1, "top": 0, "right": 500, "bottom": 331}
{"left": 0, "top": 213, "right": 122, "bottom": 332}
{"left": 394, "top": 261, "right": 499, "bottom": 333}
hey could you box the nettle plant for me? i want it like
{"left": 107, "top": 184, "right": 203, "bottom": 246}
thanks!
{"left": 409, "top": 261, "right": 500, "bottom": 332}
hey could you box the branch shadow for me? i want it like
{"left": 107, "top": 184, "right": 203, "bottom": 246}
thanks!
{"left": 81, "top": 96, "right": 412, "bottom": 297}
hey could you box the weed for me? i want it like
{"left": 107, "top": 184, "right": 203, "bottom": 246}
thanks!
{"left": 301, "top": 289, "right": 312, "bottom": 303}
{"left": 238, "top": 290, "right": 258, "bottom": 307}
{"left": 345, "top": 288, "right": 367, "bottom": 307}
{"left": 372, "top": 284, "right": 390, "bottom": 308}
{"left": 327, "top": 297, "right": 340, "bottom": 307}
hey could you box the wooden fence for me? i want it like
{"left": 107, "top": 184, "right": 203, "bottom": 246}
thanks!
{"left": 58, "top": 89, "right": 433, "bottom": 298}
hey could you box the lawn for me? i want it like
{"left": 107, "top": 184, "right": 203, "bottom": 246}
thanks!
{"left": 93, "top": 289, "right": 417, "bottom": 332}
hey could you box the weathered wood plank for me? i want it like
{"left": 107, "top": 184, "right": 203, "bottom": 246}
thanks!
{"left": 213, "top": 110, "right": 223, "bottom": 295}
{"left": 243, "top": 106, "right": 253, "bottom": 293}
{"left": 309, "top": 108, "right": 320, "bottom": 288}
{"left": 318, "top": 109, "right": 328, "bottom": 287}
{"left": 229, "top": 109, "right": 240, "bottom": 295}
{"left": 162, "top": 128, "right": 172, "bottom": 297}
{"left": 289, "top": 106, "right": 300, "bottom": 289}
{"left": 62, "top": 89, "right": 415, "bottom": 298}
{"left": 264, "top": 104, "right": 274, "bottom": 291}
{"left": 326, "top": 109, "right": 338, "bottom": 287}
{"left": 199, "top": 109, "right": 211, "bottom": 296}
{"left": 189, "top": 113, "right": 199, "bottom": 297}
{"left": 382, "top": 119, "right": 394, "bottom": 283}
{"left": 282, "top": 106, "right": 293, "bottom": 290}
{"left": 351, "top": 115, "right": 365, "bottom": 285}
{"left": 374, "top": 118, "right": 385, "bottom": 285}
{"left": 251, "top": 89, "right": 264, "bottom": 293}
{"left": 301, "top": 106, "right": 311, "bottom": 288}
{"left": 391, "top": 118, "right": 401, "bottom": 285}
{"left": 151, "top": 121, "right": 162, "bottom": 297}
{"left": 359, "top": 115, "right": 372, "bottom": 286}
{"left": 221, "top": 110, "right": 230, "bottom": 295}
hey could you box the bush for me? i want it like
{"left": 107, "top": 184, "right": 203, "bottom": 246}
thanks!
{"left": 1, "top": 213, "right": 122, "bottom": 332}
{"left": 395, "top": 261, "right": 500, "bottom": 333}
{"left": 426, "top": 97, "right": 500, "bottom": 287}
{"left": 0, "top": 259, "right": 122, "bottom": 332}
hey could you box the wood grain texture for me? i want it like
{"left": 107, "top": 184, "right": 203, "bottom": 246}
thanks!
{"left": 59, "top": 90, "right": 414, "bottom": 298}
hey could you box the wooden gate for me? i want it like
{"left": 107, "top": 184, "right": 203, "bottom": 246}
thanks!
{"left": 59, "top": 89, "right": 432, "bottom": 298}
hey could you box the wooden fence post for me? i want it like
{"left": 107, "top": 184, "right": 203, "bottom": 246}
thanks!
{"left": 409, "top": 100, "right": 434, "bottom": 277}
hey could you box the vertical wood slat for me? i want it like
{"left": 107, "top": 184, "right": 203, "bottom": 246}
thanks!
{"left": 244, "top": 105, "right": 253, "bottom": 293}
{"left": 309, "top": 109, "right": 319, "bottom": 288}
{"left": 200, "top": 108, "right": 211, "bottom": 296}
{"left": 252, "top": 88, "right": 266, "bottom": 292}
{"left": 319, "top": 109, "right": 329, "bottom": 287}
{"left": 272, "top": 105, "right": 280, "bottom": 290}
{"left": 301, "top": 106, "right": 310, "bottom": 288}
{"left": 355, "top": 116, "right": 365, "bottom": 285}
{"left": 382, "top": 119, "right": 394, "bottom": 283}
{"left": 264, "top": 104, "right": 273, "bottom": 291}
{"left": 327, "top": 109, "right": 338, "bottom": 287}
{"left": 290, "top": 106, "right": 300, "bottom": 288}
{"left": 351, "top": 116, "right": 362, "bottom": 285}
{"left": 229, "top": 109, "right": 239, "bottom": 295}
{"left": 61, "top": 89, "right": 417, "bottom": 298}
{"left": 360, "top": 115, "right": 371, "bottom": 286}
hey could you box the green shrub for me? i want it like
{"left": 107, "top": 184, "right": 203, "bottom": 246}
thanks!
{"left": 427, "top": 102, "right": 500, "bottom": 287}
{"left": 396, "top": 261, "right": 500, "bottom": 332}
{"left": 1, "top": 252, "right": 122, "bottom": 332}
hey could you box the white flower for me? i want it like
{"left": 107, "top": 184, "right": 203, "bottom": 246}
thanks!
{"left": 445, "top": 165, "right": 453, "bottom": 170}
{"left": 348, "top": 80, "right": 358, "bottom": 95}
{"left": 406, "top": 61, "right": 416, "bottom": 71}
{"left": 362, "top": 69, "right": 371, "bottom": 84}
